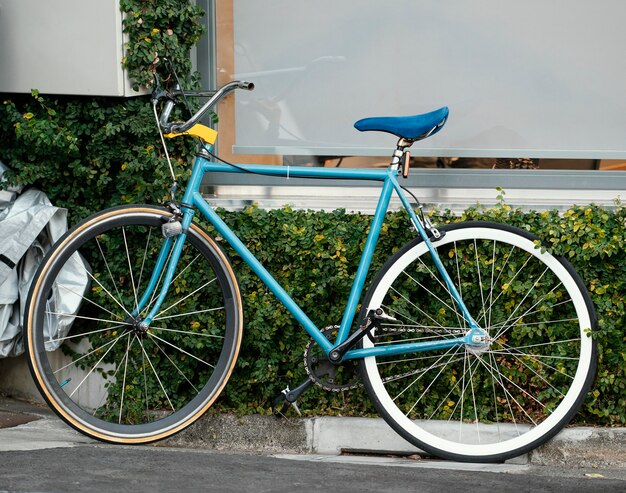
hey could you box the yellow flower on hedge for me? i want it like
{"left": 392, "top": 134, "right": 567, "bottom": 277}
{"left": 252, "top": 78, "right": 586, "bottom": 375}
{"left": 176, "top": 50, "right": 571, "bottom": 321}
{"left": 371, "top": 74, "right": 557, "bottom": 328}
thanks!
{"left": 151, "top": 28, "right": 160, "bottom": 36}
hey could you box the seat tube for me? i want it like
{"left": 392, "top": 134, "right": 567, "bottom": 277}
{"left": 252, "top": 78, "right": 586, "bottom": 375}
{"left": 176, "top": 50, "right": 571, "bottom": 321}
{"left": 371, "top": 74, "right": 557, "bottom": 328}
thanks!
{"left": 336, "top": 173, "right": 395, "bottom": 343}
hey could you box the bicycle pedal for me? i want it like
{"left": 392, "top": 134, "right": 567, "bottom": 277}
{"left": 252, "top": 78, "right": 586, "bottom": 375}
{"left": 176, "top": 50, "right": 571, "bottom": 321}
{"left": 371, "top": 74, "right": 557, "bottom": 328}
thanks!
{"left": 290, "top": 401, "right": 302, "bottom": 416}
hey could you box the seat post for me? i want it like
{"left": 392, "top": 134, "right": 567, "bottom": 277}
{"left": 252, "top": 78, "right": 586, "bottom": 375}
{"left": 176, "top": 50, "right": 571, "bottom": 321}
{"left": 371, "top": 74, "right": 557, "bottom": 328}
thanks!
{"left": 389, "top": 138, "right": 414, "bottom": 172}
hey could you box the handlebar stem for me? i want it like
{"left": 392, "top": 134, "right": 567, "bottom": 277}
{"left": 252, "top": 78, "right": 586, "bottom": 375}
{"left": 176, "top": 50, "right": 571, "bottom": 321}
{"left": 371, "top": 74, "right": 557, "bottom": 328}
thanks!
{"left": 162, "top": 80, "right": 254, "bottom": 133}
{"left": 158, "top": 84, "right": 179, "bottom": 130}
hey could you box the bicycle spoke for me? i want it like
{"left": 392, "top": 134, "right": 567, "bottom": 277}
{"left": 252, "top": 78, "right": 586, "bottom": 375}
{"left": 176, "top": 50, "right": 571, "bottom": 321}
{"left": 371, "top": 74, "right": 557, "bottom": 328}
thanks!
{"left": 95, "top": 235, "right": 126, "bottom": 311}
{"left": 153, "top": 306, "right": 224, "bottom": 322}
{"left": 489, "top": 347, "right": 580, "bottom": 362}
{"left": 392, "top": 345, "right": 459, "bottom": 401}
{"left": 468, "top": 352, "right": 481, "bottom": 442}
{"left": 382, "top": 354, "right": 466, "bottom": 385}
{"left": 48, "top": 324, "right": 129, "bottom": 344}
{"left": 56, "top": 282, "right": 121, "bottom": 321}
{"left": 140, "top": 335, "right": 150, "bottom": 420}
{"left": 68, "top": 333, "right": 126, "bottom": 399}
{"left": 137, "top": 336, "right": 175, "bottom": 413}
{"left": 150, "top": 337, "right": 199, "bottom": 393}
{"left": 83, "top": 268, "right": 133, "bottom": 319}
{"left": 485, "top": 240, "right": 497, "bottom": 329}
{"left": 119, "top": 333, "right": 133, "bottom": 424}
{"left": 380, "top": 304, "right": 430, "bottom": 330}
{"left": 54, "top": 331, "right": 128, "bottom": 375}
{"left": 477, "top": 355, "right": 544, "bottom": 422}
{"left": 488, "top": 350, "right": 521, "bottom": 436}
{"left": 149, "top": 326, "right": 224, "bottom": 339}
{"left": 390, "top": 287, "right": 449, "bottom": 331}
{"left": 480, "top": 251, "right": 534, "bottom": 321}
{"left": 143, "top": 252, "right": 203, "bottom": 318}
{"left": 492, "top": 278, "right": 558, "bottom": 341}
{"left": 500, "top": 347, "right": 568, "bottom": 397}
{"left": 496, "top": 299, "right": 572, "bottom": 322}
{"left": 402, "top": 270, "right": 463, "bottom": 321}
{"left": 495, "top": 343, "right": 577, "bottom": 380}
{"left": 155, "top": 277, "right": 218, "bottom": 320}
{"left": 489, "top": 349, "right": 501, "bottom": 439}
{"left": 145, "top": 246, "right": 174, "bottom": 316}
{"left": 403, "top": 347, "right": 464, "bottom": 418}
{"left": 494, "top": 338, "right": 581, "bottom": 353}
{"left": 147, "top": 331, "right": 215, "bottom": 368}
{"left": 473, "top": 239, "right": 486, "bottom": 333}
{"left": 453, "top": 241, "right": 467, "bottom": 330}
{"left": 87, "top": 334, "right": 133, "bottom": 418}
{"left": 488, "top": 315, "right": 579, "bottom": 334}
{"left": 135, "top": 227, "right": 153, "bottom": 299}
{"left": 426, "top": 363, "right": 470, "bottom": 420}
{"left": 122, "top": 226, "right": 140, "bottom": 313}
{"left": 44, "top": 311, "right": 129, "bottom": 329}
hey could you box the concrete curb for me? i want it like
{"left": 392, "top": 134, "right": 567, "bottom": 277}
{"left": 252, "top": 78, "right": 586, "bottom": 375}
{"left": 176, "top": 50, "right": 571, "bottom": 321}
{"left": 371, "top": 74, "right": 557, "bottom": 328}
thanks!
{"left": 162, "top": 412, "right": 626, "bottom": 468}
{"left": 2, "top": 396, "right": 626, "bottom": 468}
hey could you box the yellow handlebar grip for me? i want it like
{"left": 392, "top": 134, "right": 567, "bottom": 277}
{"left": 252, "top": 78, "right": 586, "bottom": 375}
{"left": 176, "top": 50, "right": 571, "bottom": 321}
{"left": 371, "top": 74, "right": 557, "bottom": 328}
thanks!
{"left": 164, "top": 123, "right": 218, "bottom": 145}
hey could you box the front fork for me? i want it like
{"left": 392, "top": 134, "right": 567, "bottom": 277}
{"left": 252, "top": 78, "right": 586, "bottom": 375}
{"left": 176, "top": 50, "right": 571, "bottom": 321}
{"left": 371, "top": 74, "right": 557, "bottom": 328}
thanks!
{"left": 130, "top": 204, "right": 195, "bottom": 325}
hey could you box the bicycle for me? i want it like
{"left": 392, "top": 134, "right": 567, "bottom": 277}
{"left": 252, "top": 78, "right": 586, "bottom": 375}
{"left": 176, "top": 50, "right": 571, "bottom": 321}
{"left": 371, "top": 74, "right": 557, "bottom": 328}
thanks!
{"left": 23, "top": 74, "right": 597, "bottom": 463}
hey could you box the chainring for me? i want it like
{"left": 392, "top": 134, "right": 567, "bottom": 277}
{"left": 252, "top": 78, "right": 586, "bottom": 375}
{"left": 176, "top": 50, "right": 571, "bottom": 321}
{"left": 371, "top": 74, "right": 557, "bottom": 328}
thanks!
{"left": 304, "top": 326, "right": 362, "bottom": 392}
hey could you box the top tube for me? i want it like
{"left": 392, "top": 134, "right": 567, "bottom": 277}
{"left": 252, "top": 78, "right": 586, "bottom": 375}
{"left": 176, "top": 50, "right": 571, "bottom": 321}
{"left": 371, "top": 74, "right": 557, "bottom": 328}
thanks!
{"left": 196, "top": 157, "right": 397, "bottom": 182}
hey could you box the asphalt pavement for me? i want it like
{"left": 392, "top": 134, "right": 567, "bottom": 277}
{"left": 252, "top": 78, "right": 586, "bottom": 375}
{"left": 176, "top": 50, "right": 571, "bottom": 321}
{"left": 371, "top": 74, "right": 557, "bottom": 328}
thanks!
{"left": 2, "top": 396, "right": 626, "bottom": 492}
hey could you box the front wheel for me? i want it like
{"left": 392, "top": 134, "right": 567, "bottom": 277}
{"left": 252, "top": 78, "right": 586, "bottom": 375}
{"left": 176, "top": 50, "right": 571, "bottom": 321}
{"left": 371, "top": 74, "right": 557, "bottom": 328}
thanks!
{"left": 360, "top": 221, "right": 597, "bottom": 462}
{"left": 25, "top": 205, "right": 243, "bottom": 443}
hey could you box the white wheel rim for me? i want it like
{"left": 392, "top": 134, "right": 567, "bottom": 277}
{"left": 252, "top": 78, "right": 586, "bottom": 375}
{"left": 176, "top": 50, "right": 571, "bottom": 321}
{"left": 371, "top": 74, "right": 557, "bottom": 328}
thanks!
{"left": 363, "top": 227, "right": 593, "bottom": 458}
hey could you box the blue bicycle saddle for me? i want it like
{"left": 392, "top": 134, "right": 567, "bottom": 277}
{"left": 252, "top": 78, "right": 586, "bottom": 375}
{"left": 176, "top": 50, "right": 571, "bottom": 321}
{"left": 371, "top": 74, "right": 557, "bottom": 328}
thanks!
{"left": 354, "top": 107, "right": 449, "bottom": 141}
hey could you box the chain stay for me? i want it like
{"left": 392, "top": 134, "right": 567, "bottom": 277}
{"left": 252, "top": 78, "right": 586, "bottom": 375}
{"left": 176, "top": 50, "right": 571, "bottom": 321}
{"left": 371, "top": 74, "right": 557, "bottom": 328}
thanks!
{"left": 304, "top": 323, "right": 467, "bottom": 391}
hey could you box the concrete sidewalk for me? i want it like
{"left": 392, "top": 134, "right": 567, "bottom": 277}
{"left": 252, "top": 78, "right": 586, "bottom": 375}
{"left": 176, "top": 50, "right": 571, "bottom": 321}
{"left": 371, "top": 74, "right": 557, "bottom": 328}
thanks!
{"left": 1, "top": 395, "right": 626, "bottom": 468}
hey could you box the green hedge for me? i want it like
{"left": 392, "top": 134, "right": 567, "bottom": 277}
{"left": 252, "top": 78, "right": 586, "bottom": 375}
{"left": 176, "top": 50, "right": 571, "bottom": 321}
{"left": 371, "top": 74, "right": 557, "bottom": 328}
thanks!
{"left": 1, "top": 1, "right": 625, "bottom": 424}
{"left": 194, "top": 202, "right": 625, "bottom": 424}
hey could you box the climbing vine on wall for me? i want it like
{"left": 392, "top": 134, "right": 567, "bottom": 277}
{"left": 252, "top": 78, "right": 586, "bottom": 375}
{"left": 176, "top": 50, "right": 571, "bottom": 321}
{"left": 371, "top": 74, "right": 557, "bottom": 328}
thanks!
{"left": 0, "top": 0, "right": 204, "bottom": 222}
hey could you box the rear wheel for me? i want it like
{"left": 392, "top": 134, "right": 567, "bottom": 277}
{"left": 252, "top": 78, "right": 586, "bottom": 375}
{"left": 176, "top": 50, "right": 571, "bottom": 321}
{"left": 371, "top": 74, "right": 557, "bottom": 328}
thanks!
{"left": 25, "top": 205, "right": 243, "bottom": 443}
{"left": 360, "top": 221, "right": 597, "bottom": 462}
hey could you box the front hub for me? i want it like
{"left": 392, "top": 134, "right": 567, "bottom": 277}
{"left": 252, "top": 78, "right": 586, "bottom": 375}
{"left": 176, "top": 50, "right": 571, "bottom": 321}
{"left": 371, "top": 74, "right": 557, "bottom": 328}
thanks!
{"left": 125, "top": 316, "right": 149, "bottom": 335}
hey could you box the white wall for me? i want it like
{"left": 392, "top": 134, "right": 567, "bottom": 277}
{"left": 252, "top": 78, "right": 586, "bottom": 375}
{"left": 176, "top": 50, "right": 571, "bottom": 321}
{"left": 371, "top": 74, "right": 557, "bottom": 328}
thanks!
{"left": 0, "top": 0, "right": 136, "bottom": 96}
{"left": 232, "top": 0, "right": 626, "bottom": 159}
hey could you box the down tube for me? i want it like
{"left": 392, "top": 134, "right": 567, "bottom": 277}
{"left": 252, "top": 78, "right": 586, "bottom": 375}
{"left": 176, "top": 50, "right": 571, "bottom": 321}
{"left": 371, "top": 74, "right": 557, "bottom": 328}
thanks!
{"left": 192, "top": 192, "right": 334, "bottom": 354}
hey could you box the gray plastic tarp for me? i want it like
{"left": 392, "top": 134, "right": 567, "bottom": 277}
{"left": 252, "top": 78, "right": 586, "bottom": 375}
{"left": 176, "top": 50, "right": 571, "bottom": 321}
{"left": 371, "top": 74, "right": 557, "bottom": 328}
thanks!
{"left": 0, "top": 162, "right": 89, "bottom": 357}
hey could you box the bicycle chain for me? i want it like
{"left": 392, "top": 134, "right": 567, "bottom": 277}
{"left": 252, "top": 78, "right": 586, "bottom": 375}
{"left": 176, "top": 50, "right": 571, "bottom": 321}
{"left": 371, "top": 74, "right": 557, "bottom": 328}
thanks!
{"left": 303, "top": 325, "right": 468, "bottom": 391}
{"left": 379, "top": 325, "right": 466, "bottom": 335}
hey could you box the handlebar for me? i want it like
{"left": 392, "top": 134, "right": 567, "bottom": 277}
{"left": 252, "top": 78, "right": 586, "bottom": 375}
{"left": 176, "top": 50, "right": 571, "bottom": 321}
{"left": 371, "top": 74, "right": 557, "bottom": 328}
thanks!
{"left": 156, "top": 80, "right": 255, "bottom": 133}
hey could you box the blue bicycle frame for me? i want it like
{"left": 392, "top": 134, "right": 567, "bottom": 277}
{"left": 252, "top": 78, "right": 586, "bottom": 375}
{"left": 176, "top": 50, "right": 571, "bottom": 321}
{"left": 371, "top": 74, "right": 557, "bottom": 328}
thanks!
{"left": 134, "top": 153, "right": 483, "bottom": 362}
